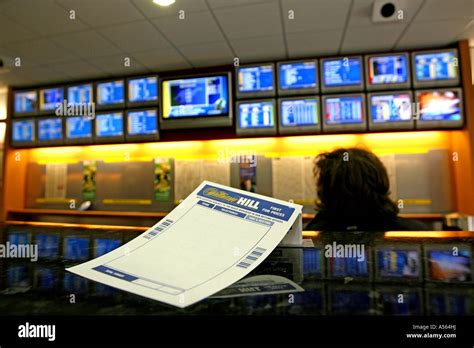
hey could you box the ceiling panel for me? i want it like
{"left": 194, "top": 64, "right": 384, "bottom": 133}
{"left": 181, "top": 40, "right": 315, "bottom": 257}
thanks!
{"left": 50, "top": 60, "right": 108, "bottom": 80}
{"left": 7, "top": 39, "right": 77, "bottom": 65}
{"left": 14, "top": 66, "right": 68, "bottom": 85}
{"left": 231, "top": 35, "right": 286, "bottom": 62}
{"left": 152, "top": 11, "right": 225, "bottom": 45}
{"left": 87, "top": 55, "right": 149, "bottom": 76}
{"left": 341, "top": 24, "right": 406, "bottom": 53}
{"left": 286, "top": 30, "right": 342, "bottom": 58}
{"left": 415, "top": 0, "right": 474, "bottom": 22}
{"left": 99, "top": 21, "right": 171, "bottom": 53}
{"left": 52, "top": 30, "right": 122, "bottom": 59}
{"left": 179, "top": 41, "right": 234, "bottom": 67}
{"left": 132, "top": 48, "right": 192, "bottom": 71}
{"left": 132, "top": 0, "right": 208, "bottom": 18}
{"left": 213, "top": 2, "right": 283, "bottom": 39}
{"left": 0, "top": 14, "right": 38, "bottom": 44}
{"left": 281, "top": 0, "right": 351, "bottom": 33}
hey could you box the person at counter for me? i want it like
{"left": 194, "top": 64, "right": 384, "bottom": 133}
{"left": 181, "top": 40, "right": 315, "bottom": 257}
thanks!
{"left": 305, "top": 148, "right": 430, "bottom": 231}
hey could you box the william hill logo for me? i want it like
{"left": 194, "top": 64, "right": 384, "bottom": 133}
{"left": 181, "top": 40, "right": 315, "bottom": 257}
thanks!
{"left": 203, "top": 187, "right": 260, "bottom": 209}
{"left": 236, "top": 197, "right": 260, "bottom": 209}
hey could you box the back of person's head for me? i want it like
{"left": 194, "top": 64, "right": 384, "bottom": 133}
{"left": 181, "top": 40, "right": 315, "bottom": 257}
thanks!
{"left": 314, "top": 148, "right": 398, "bottom": 220}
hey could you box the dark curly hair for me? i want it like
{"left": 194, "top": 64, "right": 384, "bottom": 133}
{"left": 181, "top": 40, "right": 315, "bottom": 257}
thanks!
{"left": 313, "top": 148, "right": 399, "bottom": 220}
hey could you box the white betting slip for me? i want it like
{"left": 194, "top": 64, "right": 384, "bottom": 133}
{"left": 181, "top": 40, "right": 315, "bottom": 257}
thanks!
{"left": 67, "top": 181, "right": 302, "bottom": 308}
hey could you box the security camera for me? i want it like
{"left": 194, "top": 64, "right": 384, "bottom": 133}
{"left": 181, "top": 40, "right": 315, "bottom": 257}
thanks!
{"left": 372, "top": 0, "right": 403, "bottom": 23}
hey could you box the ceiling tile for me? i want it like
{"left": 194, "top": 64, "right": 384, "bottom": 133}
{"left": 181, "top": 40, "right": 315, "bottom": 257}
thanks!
{"left": 179, "top": 41, "right": 234, "bottom": 67}
{"left": 341, "top": 24, "right": 406, "bottom": 53}
{"left": 0, "top": 71, "right": 32, "bottom": 87}
{"left": 132, "top": 0, "right": 208, "bottom": 19}
{"left": 50, "top": 59, "right": 107, "bottom": 80}
{"left": 99, "top": 21, "right": 171, "bottom": 53}
{"left": 151, "top": 11, "right": 225, "bottom": 46}
{"left": 132, "top": 48, "right": 192, "bottom": 71}
{"left": 0, "top": 14, "right": 38, "bottom": 44}
{"left": 286, "top": 30, "right": 342, "bottom": 58}
{"left": 415, "top": 0, "right": 474, "bottom": 22}
{"left": 7, "top": 39, "right": 78, "bottom": 65}
{"left": 281, "top": 0, "right": 351, "bottom": 33}
{"left": 86, "top": 55, "right": 149, "bottom": 76}
{"left": 52, "top": 30, "right": 122, "bottom": 59}
{"left": 207, "top": 0, "right": 275, "bottom": 9}
{"left": 231, "top": 35, "right": 286, "bottom": 62}
{"left": 14, "top": 66, "right": 66, "bottom": 85}
{"left": 213, "top": 2, "right": 282, "bottom": 39}
{"left": 458, "top": 19, "right": 474, "bottom": 39}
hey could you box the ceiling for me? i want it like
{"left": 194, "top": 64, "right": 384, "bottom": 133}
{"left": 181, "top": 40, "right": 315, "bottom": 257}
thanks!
{"left": 0, "top": 0, "right": 473, "bottom": 87}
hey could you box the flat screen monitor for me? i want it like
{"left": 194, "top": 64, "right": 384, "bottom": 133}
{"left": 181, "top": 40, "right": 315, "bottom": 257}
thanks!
{"left": 375, "top": 245, "right": 421, "bottom": 280}
{"left": 39, "top": 87, "right": 64, "bottom": 114}
{"left": 34, "top": 266, "right": 59, "bottom": 290}
{"left": 320, "top": 56, "right": 364, "bottom": 93}
{"left": 365, "top": 52, "right": 410, "bottom": 90}
{"left": 7, "top": 265, "right": 30, "bottom": 289}
{"left": 412, "top": 49, "right": 460, "bottom": 88}
{"left": 378, "top": 290, "right": 422, "bottom": 315}
{"left": 127, "top": 76, "right": 158, "bottom": 107}
{"left": 322, "top": 94, "right": 367, "bottom": 133}
{"left": 329, "top": 288, "right": 372, "bottom": 315}
{"left": 126, "top": 108, "right": 159, "bottom": 141}
{"left": 65, "top": 116, "right": 93, "bottom": 145}
{"left": 35, "top": 234, "right": 60, "bottom": 260}
{"left": 303, "top": 247, "right": 322, "bottom": 277}
{"left": 278, "top": 96, "right": 321, "bottom": 135}
{"left": 94, "top": 238, "right": 122, "bottom": 258}
{"left": 425, "top": 244, "right": 472, "bottom": 282}
{"left": 328, "top": 251, "right": 370, "bottom": 279}
{"left": 11, "top": 119, "right": 36, "bottom": 147}
{"left": 95, "top": 111, "right": 124, "bottom": 143}
{"left": 277, "top": 59, "right": 319, "bottom": 95}
{"left": 236, "top": 63, "right": 275, "bottom": 98}
{"left": 415, "top": 88, "right": 463, "bottom": 129}
{"left": 160, "top": 73, "right": 232, "bottom": 129}
{"left": 67, "top": 83, "right": 93, "bottom": 104}
{"left": 427, "top": 291, "right": 472, "bottom": 315}
{"left": 236, "top": 99, "right": 277, "bottom": 136}
{"left": 13, "top": 90, "right": 37, "bottom": 116}
{"left": 37, "top": 117, "right": 63, "bottom": 145}
{"left": 63, "top": 236, "right": 90, "bottom": 261}
{"left": 7, "top": 231, "right": 30, "bottom": 245}
{"left": 96, "top": 79, "right": 125, "bottom": 109}
{"left": 63, "top": 273, "right": 88, "bottom": 293}
{"left": 368, "top": 91, "right": 414, "bottom": 131}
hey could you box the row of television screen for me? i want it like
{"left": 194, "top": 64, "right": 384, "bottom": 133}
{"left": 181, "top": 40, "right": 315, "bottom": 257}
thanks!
{"left": 11, "top": 88, "right": 463, "bottom": 146}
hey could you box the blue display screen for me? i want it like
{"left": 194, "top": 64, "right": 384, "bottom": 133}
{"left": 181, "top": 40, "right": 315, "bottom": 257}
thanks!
{"left": 97, "top": 80, "right": 124, "bottom": 105}
{"left": 162, "top": 75, "right": 229, "bottom": 118}
{"left": 128, "top": 77, "right": 158, "bottom": 103}
{"left": 64, "top": 237, "right": 90, "bottom": 261}
{"left": 323, "top": 58, "right": 362, "bottom": 87}
{"left": 280, "top": 98, "right": 318, "bottom": 127}
{"left": 68, "top": 84, "right": 92, "bottom": 104}
{"left": 279, "top": 62, "right": 317, "bottom": 90}
{"left": 7, "top": 265, "right": 30, "bottom": 288}
{"left": 63, "top": 273, "right": 88, "bottom": 293}
{"left": 94, "top": 239, "right": 122, "bottom": 257}
{"left": 331, "top": 291, "right": 371, "bottom": 315}
{"left": 380, "top": 291, "right": 421, "bottom": 315}
{"left": 429, "top": 293, "right": 470, "bottom": 315}
{"left": 127, "top": 109, "right": 158, "bottom": 135}
{"left": 303, "top": 248, "right": 321, "bottom": 276}
{"left": 367, "top": 55, "right": 408, "bottom": 84}
{"left": 40, "top": 87, "right": 64, "bottom": 111}
{"left": 238, "top": 101, "right": 274, "bottom": 129}
{"left": 12, "top": 120, "right": 35, "bottom": 142}
{"left": 370, "top": 93, "right": 412, "bottom": 123}
{"left": 330, "top": 252, "right": 369, "bottom": 277}
{"left": 377, "top": 249, "right": 420, "bottom": 278}
{"left": 428, "top": 249, "right": 471, "bottom": 282}
{"left": 35, "top": 266, "right": 58, "bottom": 290}
{"left": 238, "top": 65, "right": 274, "bottom": 93}
{"left": 415, "top": 51, "right": 458, "bottom": 81}
{"left": 325, "top": 96, "right": 364, "bottom": 124}
{"left": 418, "top": 90, "right": 462, "bottom": 121}
{"left": 96, "top": 112, "right": 123, "bottom": 137}
{"left": 14, "top": 91, "right": 37, "bottom": 113}
{"left": 66, "top": 116, "right": 92, "bottom": 139}
{"left": 38, "top": 118, "right": 62, "bottom": 141}
{"left": 8, "top": 232, "right": 30, "bottom": 245}
{"left": 36, "top": 235, "right": 60, "bottom": 259}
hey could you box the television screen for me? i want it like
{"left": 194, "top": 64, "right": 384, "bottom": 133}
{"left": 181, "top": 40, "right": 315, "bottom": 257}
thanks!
{"left": 14, "top": 90, "right": 37, "bottom": 114}
{"left": 7, "top": 265, "right": 30, "bottom": 288}
{"left": 379, "top": 291, "right": 421, "bottom": 315}
{"left": 95, "top": 112, "right": 124, "bottom": 138}
{"left": 331, "top": 290, "right": 371, "bottom": 315}
{"left": 12, "top": 120, "right": 35, "bottom": 143}
{"left": 238, "top": 101, "right": 275, "bottom": 129}
{"left": 427, "top": 249, "right": 472, "bottom": 282}
{"left": 38, "top": 118, "right": 63, "bottom": 142}
{"left": 428, "top": 292, "right": 471, "bottom": 315}
{"left": 127, "top": 109, "right": 158, "bottom": 136}
{"left": 414, "top": 50, "right": 458, "bottom": 84}
{"left": 94, "top": 239, "right": 122, "bottom": 257}
{"left": 280, "top": 98, "right": 319, "bottom": 127}
{"left": 128, "top": 76, "right": 158, "bottom": 104}
{"left": 40, "top": 87, "right": 64, "bottom": 112}
{"left": 370, "top": 93, "right": 412, "bottom": 123}
{"left": 36, "top": 234, "right": 60, "bottom": 260}
{"left": 96, "top": 80, "right": 125, "bottom": 106}
{"left": 278, "top": 60, "right": 318, "bottom": 93}
{"left": 376, "top": 249, "right": 421, "bottom": 278}
{"left": 8, "top": 231, "right": 30, "bottom": 245}
{"left": 64, "top": 237, "right": 90, "bottom": 261}
{"left": 324, "top": 95, "right": 364, "bottom": 125}
{"left": 322, "top": 57, "right": 363, "bottom": 90}
{"left": 68, "top": 84, "right": 93, "bottom": 104}
{"left": 63, "top": 273, "right": 88, "bottom": 293}
{"left": 35, "top": 266, "right": 59, "bottom": 290}
{"left": 162, "top": 75, "right": 229, "bottom": 118}
{"left": 367, "top": 54, "right": 409, "bottom": 85}
{"left": 417, "top": 89, "right": 462, "bottom": 122}
{"left": 237, "top": 64, "right": 275, "bottom": 96}
{"left": 303, "top": 248, "right": 322, "bottom": 277}
{"left": 329, "top": 253, "right": 369, "bottom": 277}
{"left": 66, "top": 116, "right": 92, "bottom": 139}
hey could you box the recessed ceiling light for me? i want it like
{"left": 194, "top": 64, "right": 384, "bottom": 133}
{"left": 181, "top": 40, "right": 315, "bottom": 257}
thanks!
{"left": 153, "top": 0, "right": 175, "bottom": 6}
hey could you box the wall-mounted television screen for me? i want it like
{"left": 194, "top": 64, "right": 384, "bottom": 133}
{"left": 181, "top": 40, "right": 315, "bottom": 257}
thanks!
{"left": 368, "top": 91, "right": 414, "bottom": 131}
{"left": 65, "top": 116, "right": 93, "bottom": 144}
{"left": 322, "top": 94, "right": 367, "bottom": 133}
{"left": 329, "top": 288, "right": 372, "bottom": 315}
{"left": 161, "top": 73, "right": 232, "bottom": 129}
{"left": 13, "top": 90, "right": 37, "bottom": 116}
{"left": 126, "top": 108, "right": 159, "bottom": 141}
{"left": 236, "top": 99, "right": 277, "bottom": 136}
{"left": 415, "top": 88, "right": 463, "bottom": 129}
{"left": 378, "top": 290, "right": 422, "bottom": 315}
{"left": 67, "top": 83, "right": 93, "bottom": 104}
{"left": 96, "top": 79, "right": 125, "bottom": 109}
{"left": 35, "top": 234, "right": 60, "bottom": 260}
{"left": 278, "top": 96, "right": 321, "bottom": 135}
{"left": 127, "top": 76, "right": 158, "bottom": 107}
{"left": 8, "top": 231, "right": 30, "bottom": 245}
{"left": 365, "top": 53, "right": 410, "bottom": 90}
{"left": 236, "top": 63, "right": 275, "bottom": 98}
{"left": 11, "top": 119, "right": 36, "bottom": 147}
{"left": 327, "top": 250, "right": 370, "bottom": 279}
{"left": 425, "top": 244, "right": 472, "bottom": 283}
{"left": 39, "top": 87, "right": 64, "bottom": 114}
{"left": 320, "top": 56, "right": 364, "bottom": 93}
{"left": 95, "top": 111, "right": 124, "bottom": 143}
{"left": 63, "top": 236, "right": 90, "bottom": 261}
{"left": 94, "top": 238, "right": 122, "bottom": 258}
{"left": 412, "top": 49, "right": 460, "bottom": 88}
{"left": 277, "top": 59, "right": 319, "bottom": 95}
{"left": 37, "top": 117, "right": 63, "bottom": 145}
{"left": 375, "top": 245, "right": 421, "bottom": 280}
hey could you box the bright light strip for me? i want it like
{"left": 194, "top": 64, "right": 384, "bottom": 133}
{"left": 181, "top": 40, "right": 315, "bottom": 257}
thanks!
{"left": 153, "top": 0, "right": 175, "bottom": 6}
